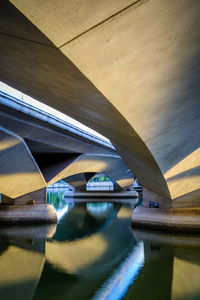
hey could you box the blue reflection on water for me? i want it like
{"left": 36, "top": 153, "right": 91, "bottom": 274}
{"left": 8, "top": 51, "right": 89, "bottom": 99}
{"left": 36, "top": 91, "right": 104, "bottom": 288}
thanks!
{"left": 92, "top": 241, "right": 144, "bottom": 300}
{"left": 86, "top": 203, "right": 114, "bottom": 219}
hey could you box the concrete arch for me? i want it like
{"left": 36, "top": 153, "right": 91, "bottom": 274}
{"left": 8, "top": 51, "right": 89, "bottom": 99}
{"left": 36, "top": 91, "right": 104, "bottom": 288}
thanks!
{"left": 62, "top": 172, "right": 95, "bottom": 191}
{"left": 63, "top": 172, "right": 121, "bottom": 191}
{"left": 0, "top": 0, "right": 200, "bottom": 208}
{"left": 0, "top": 0, "right": 169, "bottom": 201}
{"left": 46, "top": 154, "right": 134, "bottom": 190}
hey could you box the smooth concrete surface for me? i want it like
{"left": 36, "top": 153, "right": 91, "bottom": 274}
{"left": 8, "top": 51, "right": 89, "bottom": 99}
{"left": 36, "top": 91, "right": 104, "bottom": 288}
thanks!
{"left": 59, "top": 0, "right": 200, "bottom": 203}
{"left": 47, "top": 154, "right": 135, "bottom": 189}
{"left": 142, "top": 187, "right": 172, "bottom": 209}
{"left": 11, "top": 0, "right": 136, "bottom": 47}
{"left": 63, "top": 172, "right": 97, "bottom": 191}
{"left": 0, "top": 93, "right": 134, "bottom": 197}
{"left": 0, "top": 94, "right": 114, "bottom": 156}
{"left": 0, "top": 125, "right": 45, "bottom": 199}
{"left": 0, "top": 204, "right": 57, "bottom": 224}
{"left": 0, "top": 0, "right": 170, "bottom": 201}
{"left": 63, "top": 172, "right": 121, "bottom": 191}
{"left": 5, "top": 0, "right": 200, "bottom": 206}
{"left": 131, "top": 206, "right": 200, "bottom": 232}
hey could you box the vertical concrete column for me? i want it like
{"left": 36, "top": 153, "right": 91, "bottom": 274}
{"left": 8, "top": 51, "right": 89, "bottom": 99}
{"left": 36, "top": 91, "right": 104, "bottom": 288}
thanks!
{"left": 132, "top": 188, "right": 200, "bottom": 232}
{"left": 142, "top": 188, "right": 172, "bottom": 209}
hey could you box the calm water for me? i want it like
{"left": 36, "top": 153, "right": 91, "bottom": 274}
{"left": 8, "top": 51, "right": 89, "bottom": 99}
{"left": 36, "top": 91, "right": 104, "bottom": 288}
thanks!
{"left": 0, "top": 189, "right": 199, "bottom": 300}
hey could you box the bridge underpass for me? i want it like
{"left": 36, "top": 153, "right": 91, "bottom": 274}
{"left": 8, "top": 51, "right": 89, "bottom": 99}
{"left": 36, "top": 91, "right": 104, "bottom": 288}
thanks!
{"left": 0, "top": 0, "right": 199, "bottom": 230}
{"left": 0, "top": 91, "right": 134, "bottom": 223}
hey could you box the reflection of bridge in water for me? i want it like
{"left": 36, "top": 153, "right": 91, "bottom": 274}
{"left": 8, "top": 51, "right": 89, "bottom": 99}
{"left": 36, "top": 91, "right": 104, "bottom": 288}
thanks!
{"left": 0, "top": 201, "right": 199, "bottom": 300}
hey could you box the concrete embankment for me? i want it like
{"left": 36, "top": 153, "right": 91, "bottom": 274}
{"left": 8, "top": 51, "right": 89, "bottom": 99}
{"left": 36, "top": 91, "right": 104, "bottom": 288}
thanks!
{"left": 131, "top": 206, "right": 200, "bottom": 232}
{"left": 65, "top": 191, "right": 138, "bottom": 199}
{"left": 0, "top": 204, "right": 57, "bottom": 224}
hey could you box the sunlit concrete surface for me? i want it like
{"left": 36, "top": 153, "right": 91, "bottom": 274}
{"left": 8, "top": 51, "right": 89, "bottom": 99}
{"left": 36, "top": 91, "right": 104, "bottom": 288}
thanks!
{"left": 0, "top": 1, "right": 200, "bottom": 227}
{"left": 48, "top": 154, "right": 134, "bottom": 189}
{"left": 0, "top": 0, "right": 169, "bottom": 202}
{"left": 0, "top": 92, "right": 134, "bottom": 199}
{"left": 0, "top": 126, "right": 45, "bottom": 198}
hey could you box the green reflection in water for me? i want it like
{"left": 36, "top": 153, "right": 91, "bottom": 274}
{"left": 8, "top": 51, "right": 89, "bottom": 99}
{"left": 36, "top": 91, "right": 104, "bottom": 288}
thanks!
{"left": 47, "top": 189, "right": 66, "bottom": 210}
{"left": 0, "top": 192, "right": 199, "bottom": 300}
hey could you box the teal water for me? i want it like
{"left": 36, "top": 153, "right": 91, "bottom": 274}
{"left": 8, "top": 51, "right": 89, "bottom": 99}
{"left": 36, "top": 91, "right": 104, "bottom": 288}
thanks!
{"left": 0, "top": 189, "right": 199, "bottom": 300}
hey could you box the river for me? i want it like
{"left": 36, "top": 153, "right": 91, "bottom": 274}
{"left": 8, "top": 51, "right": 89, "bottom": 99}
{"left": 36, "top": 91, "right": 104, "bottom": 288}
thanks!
{"left": 0, "top": 189, "right": 199, "bottom": 300}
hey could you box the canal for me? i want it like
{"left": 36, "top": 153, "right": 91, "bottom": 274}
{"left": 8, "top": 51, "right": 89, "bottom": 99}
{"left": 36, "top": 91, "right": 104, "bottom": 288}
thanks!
{"left": 0, "top": 189, "right": 199, "bottom": 300}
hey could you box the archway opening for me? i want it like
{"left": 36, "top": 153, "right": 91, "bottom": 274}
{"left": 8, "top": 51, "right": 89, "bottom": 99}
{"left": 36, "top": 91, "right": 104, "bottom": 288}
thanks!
{"left": 86, "top": 174, "right": 114, "bottom": 191}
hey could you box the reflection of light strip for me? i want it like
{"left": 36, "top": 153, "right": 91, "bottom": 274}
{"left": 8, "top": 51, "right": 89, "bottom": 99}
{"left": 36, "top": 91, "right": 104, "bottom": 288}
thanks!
{"left": 56, "top": 204, "right": 69, "bottom": 222}
{"left": 92, "top": 242, "right": 144, "bottom": 300}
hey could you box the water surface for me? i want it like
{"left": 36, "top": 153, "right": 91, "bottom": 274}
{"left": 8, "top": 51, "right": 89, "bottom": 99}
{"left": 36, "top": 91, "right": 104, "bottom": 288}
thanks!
{"left": 0, "top": 190, "right": 199, "bottom": 300}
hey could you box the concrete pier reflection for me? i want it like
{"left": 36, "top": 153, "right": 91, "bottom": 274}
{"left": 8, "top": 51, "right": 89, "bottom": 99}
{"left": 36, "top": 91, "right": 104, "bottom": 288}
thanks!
{"left": 130, "top": 229, "right": 200, "bottom": 300}
{"left": 0, "top": 224, "right": 56, "bottom": 300}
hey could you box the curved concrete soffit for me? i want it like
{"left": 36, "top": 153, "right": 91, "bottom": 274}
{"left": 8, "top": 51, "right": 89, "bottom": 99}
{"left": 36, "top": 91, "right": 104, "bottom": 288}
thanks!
{"left": 62, "top": 171, "right": 121, "bottom": 191}
{"left": 46, "top": 154, "right": 135, "bottom": 189}
{"left": 0, "top": 1, "right": 170, "bottom": 199}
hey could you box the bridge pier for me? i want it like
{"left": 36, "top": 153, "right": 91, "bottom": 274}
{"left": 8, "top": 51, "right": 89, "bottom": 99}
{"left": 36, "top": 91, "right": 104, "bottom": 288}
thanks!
{"left": 0, "top": 188, "right": 57, "bottom": 224}
{"left": 131, "top": 188, "right": 200, "bottom": 232}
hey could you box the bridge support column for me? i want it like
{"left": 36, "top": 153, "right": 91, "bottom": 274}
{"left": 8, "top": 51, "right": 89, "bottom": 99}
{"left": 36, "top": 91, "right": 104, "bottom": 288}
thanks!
{"left": 0, "top": 188, "right": 57, "bottom": 224}
{"left": 131, "top": 188, "right": 200, "bottom": 232}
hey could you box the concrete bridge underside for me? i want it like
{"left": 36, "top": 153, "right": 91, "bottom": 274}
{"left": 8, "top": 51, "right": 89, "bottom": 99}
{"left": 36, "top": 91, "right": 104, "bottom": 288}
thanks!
{"left": 0, "top": 0, "right": 200, "bottom": 229}
{"left": 0, "top": 96, "right": 134, "bottom": 200}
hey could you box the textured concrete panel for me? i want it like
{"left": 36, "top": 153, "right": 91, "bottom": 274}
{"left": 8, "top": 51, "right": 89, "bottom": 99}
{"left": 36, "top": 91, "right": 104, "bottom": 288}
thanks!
{"left": 11, "top": 0, "right": 137, "bottom": 47}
